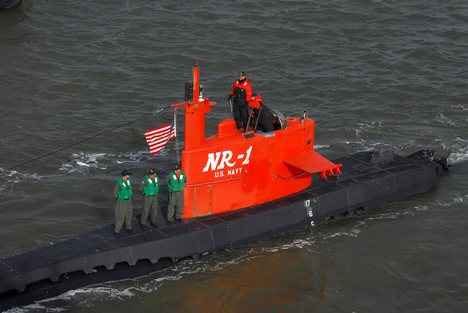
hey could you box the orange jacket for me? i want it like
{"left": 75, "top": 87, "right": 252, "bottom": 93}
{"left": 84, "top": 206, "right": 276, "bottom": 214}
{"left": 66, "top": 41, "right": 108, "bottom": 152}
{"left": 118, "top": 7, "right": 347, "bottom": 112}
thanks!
{"left": 249, "top": 95, "right": 264, "bottom": 109}
{"left": 230, "top": 78, "right": 252, "bottom": 103}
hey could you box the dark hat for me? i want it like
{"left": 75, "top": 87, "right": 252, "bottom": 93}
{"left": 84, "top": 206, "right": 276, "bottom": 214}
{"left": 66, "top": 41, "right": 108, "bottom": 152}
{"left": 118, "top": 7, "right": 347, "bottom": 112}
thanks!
{"left": 238, "top": 71, "right": 246, "bottom": 77}
{"left": 121, "top": 169, "right": 132, "bottom": 176}
{"left": 174, "top": 164, "right": 181, "bottom": 170}
{"left": 148, "top": 168, "right": 156, "bottom": 175}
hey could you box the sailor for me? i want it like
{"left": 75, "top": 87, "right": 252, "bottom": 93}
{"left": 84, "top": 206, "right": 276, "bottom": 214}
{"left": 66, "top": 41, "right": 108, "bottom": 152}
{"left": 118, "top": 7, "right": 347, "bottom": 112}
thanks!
{"left": 249, "top": 94, "right": 275, "bottom": 132}
{"left": 113, "top": 169, "right": 133, "bottom": 235}
{"left": 166, "top": 164, "right": 187, "bottom": 224}
{"left": 228, "top": 71, "right": 252, "bottom": 131}
{"left": 139, "top": 168, "right": 160, "bottom": 229}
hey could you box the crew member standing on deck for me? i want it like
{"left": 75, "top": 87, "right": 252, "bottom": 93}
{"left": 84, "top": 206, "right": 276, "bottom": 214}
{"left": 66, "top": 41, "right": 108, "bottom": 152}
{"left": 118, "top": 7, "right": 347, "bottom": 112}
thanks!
{"left": 166, "top": 164, "right": 187, "bottom": 224}
{"left": 113, "top": 169, "right": 133, "bottom": 235}
{"left": 140, "top": 168, "right": 160, "bottom": 229}
{"left": 228, "top": 71, "right": 252, "bottom": 131}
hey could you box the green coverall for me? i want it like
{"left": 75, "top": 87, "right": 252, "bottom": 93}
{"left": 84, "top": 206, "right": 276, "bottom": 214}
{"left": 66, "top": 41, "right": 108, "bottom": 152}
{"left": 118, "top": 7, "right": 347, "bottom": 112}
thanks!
{"left": 113, "top": 177, "right": 133, "bottom": 234}
{"left": 140, "top": 174, "right": 160, "bottom": 226}
{"left": 166, "top": 170, "right": 187, "bottom": 222}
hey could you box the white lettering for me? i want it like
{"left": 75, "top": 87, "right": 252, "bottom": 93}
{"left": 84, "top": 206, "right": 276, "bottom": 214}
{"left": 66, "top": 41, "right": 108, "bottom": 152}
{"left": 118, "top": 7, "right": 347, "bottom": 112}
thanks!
{"left": 242, "top": 146, "right": 252, "bottom": 165}
{"left": 227, "top": 167, "right": 242, "bottom": 176}
{"left": 218, "top": 151, "right": 236, "bottom": 169}
{"left": 203, "top": 146, "right": 253, "bottom": 175}
{"left": 202, "top": 152, "right": 222, "bottom": 172}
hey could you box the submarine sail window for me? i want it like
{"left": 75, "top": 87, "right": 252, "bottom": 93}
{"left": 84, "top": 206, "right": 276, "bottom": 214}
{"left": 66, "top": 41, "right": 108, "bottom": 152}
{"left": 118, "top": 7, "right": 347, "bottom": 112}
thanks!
{"left": 255, "top": 108, "right": 286, "bottom": 137}
{"left": 270, "top": 108, "right": 287, "bottom": 130}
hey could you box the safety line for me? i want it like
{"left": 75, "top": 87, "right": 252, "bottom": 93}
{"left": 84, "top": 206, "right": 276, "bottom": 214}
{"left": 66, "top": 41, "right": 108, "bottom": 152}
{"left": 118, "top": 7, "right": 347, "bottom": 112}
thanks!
{"left": 0, "top": 105, "right": 174, "bottom": 176}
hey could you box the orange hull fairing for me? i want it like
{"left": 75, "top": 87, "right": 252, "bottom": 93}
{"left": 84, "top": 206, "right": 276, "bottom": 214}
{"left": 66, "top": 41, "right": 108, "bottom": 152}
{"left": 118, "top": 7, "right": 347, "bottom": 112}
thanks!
{"left": 173, "top": 62, "right": 342, "bottom": 219}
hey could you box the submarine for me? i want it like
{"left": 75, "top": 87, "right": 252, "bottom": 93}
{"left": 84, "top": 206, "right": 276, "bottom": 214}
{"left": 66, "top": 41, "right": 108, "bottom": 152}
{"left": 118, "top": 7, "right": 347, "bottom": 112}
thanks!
{"left": 0, "top": 62, "right": 452, "bottom": 311}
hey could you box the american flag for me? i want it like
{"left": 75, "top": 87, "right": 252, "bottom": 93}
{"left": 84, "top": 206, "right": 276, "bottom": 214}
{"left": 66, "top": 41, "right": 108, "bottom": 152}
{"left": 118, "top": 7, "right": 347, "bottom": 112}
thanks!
{"left": 144, "top": 123, "right": 176, "bottom": 155}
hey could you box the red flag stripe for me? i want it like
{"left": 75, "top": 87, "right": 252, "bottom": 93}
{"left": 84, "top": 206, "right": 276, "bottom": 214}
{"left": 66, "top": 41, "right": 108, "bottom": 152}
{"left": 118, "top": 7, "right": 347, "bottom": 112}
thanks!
{"left": 148, "top": 141, "right": 174, "bottom": 154}
{"left": 147, "top": 134, "right": 174, "bottom": 147}
{"left": 149, "top": 139, "right": 174, "bottom": 154}
{"left": 145, "top": 123, "right": 176, "bottom": 155}
{"left": 144, "top": 125, "right": 172, "bottom": 136}
{"left": 145, "top": 124, "right": 174, "bottom": 137}
{"left": 146, "top": 132, "right": 174, "bottom": 140}
{"left": 146, "top": 129, "right": 176, "bottom": 143}
{"left": 149, "top": 137, "right": 174, "bottom": 150}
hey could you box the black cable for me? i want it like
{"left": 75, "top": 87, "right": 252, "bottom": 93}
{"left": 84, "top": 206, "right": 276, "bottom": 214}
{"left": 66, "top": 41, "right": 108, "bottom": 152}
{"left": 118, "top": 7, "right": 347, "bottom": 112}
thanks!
{"left": 0, "top": 105, "right": 174, "bottom": 176}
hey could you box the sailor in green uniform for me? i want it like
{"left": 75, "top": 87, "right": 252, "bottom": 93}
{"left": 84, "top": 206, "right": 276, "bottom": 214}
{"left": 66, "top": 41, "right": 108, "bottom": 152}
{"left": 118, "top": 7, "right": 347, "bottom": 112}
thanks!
{"left": 113, "top": 169, "right": 134, "bottom": 235}
{"left": 140, "top": 168, "right": 160, "bottom": 229}
{"left": 166, "top": 164, "right": 187, "bottom": 223}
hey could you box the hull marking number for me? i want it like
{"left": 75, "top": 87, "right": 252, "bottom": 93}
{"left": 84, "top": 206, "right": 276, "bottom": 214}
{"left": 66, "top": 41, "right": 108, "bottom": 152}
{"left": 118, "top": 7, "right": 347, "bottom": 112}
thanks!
{"left": 305, "top": 199, "right": 314, "bottom": 219}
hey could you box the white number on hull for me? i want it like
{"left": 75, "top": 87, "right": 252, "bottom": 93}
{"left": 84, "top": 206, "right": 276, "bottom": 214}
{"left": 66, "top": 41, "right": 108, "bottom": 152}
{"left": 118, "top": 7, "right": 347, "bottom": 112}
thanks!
{"left": 202, "top": 146, "right": 253, "bottom": 173}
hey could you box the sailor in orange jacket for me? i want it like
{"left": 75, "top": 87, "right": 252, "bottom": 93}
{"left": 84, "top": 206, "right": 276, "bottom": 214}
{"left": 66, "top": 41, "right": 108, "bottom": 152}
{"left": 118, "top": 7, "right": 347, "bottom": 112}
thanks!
{"left": 228, "top": 71, "right": 252, "bottom": 130}
{"left": 248, "top": 94, "right": 275, "bottom": 132}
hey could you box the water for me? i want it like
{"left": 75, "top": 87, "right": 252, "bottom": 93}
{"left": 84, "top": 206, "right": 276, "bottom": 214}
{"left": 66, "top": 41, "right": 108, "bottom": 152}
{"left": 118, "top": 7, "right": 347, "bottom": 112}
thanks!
{"left": 1, "top": 1, "right": 467, "bottom": 312}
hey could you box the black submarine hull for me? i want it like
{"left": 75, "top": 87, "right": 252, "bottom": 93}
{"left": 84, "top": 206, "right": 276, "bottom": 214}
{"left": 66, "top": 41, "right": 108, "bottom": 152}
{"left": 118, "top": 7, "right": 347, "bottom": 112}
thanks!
{"left": 0, "top": 149, "right": 450, "bottom": 311}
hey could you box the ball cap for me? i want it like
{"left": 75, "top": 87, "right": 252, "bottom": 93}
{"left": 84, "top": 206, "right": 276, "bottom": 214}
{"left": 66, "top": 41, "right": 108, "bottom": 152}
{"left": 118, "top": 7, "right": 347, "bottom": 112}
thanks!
{"left": 238, "top": 71, "right": 246, "bottom": 77}
{"left": 174, "top": 164, "right": 181, "bottom": 170}
{"left": 148, "top": 168, "right": 156, "bottom": 175}
{"left": 121, "top": 169, "right": 132, "bottom": 176}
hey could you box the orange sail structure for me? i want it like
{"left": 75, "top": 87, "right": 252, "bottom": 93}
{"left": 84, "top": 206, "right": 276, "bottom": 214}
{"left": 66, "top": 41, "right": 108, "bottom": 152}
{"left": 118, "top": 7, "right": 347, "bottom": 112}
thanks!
{"left": 173, "top": 62, "right": 342, "bottom": 218}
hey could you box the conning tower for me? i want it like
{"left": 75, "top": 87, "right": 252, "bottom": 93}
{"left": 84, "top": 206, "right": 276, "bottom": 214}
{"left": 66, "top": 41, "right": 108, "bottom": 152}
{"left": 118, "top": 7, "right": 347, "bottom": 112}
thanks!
{"left": 174, "top": 62, "right": 342, "bottom": 218}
